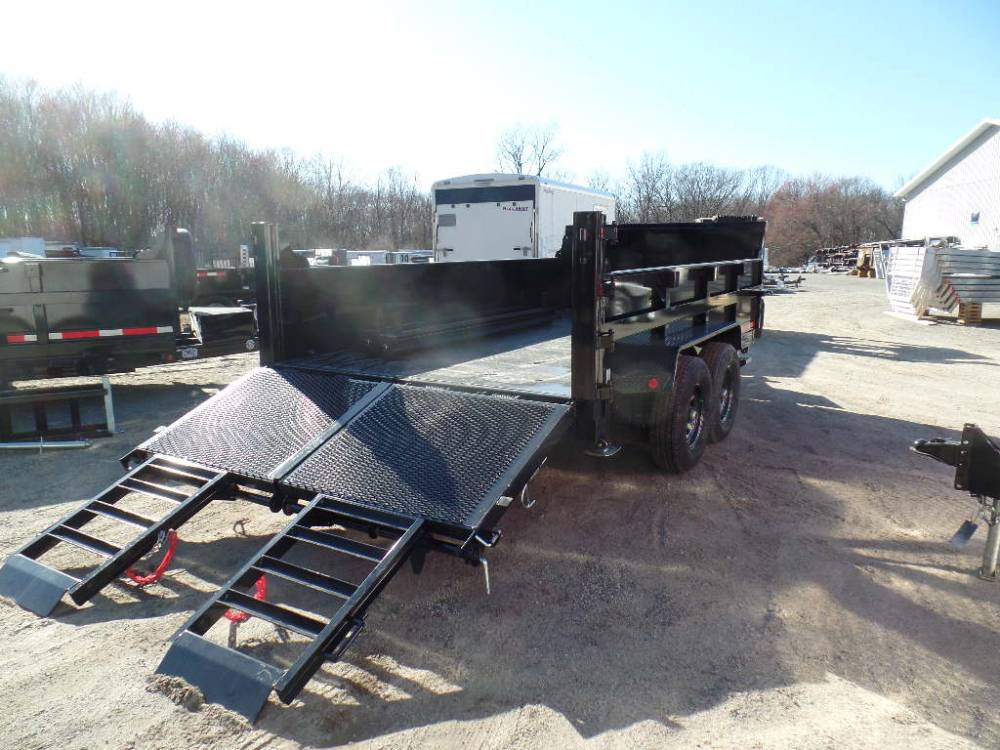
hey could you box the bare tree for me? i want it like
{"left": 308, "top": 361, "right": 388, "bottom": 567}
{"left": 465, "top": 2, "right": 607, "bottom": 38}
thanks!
{"left": 586, "top": 170, "right": 613, "bottom": 192}
{"left": 496, "top": 126, "right": 529, "bottom": 174}
{"left": 612, "top": 153, "right": 789, "bottom": 225}
{"left": 619, "top": 152, "right": 673, "bottom": 222}
{"left": 496, "top": 124, "right": 564, "bottom": 176}
{"left": 530, "top": 124, "right": 563, "bottom": 176}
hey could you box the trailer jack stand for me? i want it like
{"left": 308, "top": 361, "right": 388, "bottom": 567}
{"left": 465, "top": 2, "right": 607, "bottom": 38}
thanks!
{"left": 585, "top": 439, "right": 622, "bottom": 458}
{"left": 913, "top": 423, "right": 1000, "bottom": 581}
{"left": 479, "top": 556, "right": 491, "bottom": 595}
{"left": 979, "top": 497, "right": 1000, "bottom": 581}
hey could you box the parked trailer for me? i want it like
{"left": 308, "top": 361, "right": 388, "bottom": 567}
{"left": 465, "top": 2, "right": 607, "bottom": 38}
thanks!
{"left": 0, "top": 212, "right": 765, "bottom": 720}
{"left": 193, "top": 266, "right": 255, "bottom": 306}
{"left": 0, "top": 229, "right": 258, "bottom": 385}
{"left": 0, "top": 255, "right": 180, "bottom": 383}
{"left": 433, "top": 173, "right": 616, "bottom": 261}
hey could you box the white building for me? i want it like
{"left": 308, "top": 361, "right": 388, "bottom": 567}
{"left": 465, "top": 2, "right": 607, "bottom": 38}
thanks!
{"left": 895, "top": 119, "right": 1000, "bottom": 250}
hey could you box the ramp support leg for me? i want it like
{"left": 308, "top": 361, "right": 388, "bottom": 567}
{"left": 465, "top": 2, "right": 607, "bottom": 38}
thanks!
{"left": 981, "top": 496, "right": 1000, "bottom": 581}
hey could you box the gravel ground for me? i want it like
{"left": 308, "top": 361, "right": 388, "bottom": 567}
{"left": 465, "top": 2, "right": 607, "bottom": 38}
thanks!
{"left": 1, "top": 274, "right": 998, "bottom": 750}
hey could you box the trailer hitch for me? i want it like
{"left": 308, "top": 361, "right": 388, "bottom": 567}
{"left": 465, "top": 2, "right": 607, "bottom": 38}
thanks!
{"left": 912, "top": 437, "right": 963, "bottom": 469}
{"left": 913, "top": 424, "right": 1000, "bottom": 580}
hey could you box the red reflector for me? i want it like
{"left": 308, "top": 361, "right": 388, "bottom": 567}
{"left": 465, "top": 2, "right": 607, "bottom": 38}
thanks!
{"left": 123, "top": 326, "right": 158, "bottom": 336}
{"left": 647, "top": 377, "right": 660, "bottom": 390}
{"left": 61, "top": 330, "right": 101, "bottom": 340}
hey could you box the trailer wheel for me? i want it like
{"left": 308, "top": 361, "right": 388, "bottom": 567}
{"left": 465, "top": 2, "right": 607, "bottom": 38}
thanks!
{"left": 649, "top": 354, "right": 712, "bottom": 473}
{"left": 701, "top": 342, "right": 741, "bottom": 443}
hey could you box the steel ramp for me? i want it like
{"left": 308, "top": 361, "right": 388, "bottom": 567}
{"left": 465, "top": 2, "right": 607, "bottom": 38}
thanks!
{"left": 0, "top": 455, "right": 228, "bottom": 616}
{"left": 157, "top": 494, "right": 423, "bottom": 720}
{"left": 138, "top": 367, "right": 380, "bottom": 480}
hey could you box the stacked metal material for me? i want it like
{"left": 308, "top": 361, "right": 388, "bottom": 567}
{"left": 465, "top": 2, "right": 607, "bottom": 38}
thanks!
{"left": 873, "top": 246, "right": 889, "bottom": 279}
{"left": 884, "top": 241, "right": 1000, "bottom": 317}
{"left": 934, "top": 247, "right": 1000, "bottom": 307}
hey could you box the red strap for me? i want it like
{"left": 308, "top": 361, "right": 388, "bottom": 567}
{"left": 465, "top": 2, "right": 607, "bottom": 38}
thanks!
{"left": 224, "top": 576, "right": 267, "bottom": 623}
{"left": 125, "top": 530, "right": 179, "bottom": 586}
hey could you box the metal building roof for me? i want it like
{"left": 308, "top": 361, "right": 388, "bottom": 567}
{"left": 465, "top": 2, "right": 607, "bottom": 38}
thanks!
{"left": 895, "top": 119, "right": 1000, "bottom": 200}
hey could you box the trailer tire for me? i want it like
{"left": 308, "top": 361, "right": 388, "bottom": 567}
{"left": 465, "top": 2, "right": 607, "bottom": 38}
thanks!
{"left": 649, "top": 354, "right": 712, "bottom": 473}
{"left": 701, "top": 342, "right": 741, "bottom": 443}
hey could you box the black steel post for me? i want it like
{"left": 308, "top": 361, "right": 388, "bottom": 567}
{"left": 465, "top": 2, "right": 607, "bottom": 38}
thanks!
{"left": 570, "top": 211, "right": 601, "bottom": 402}
{"left": 251, "top": 222, "right": 283, "bottom": 365}
{"left": 570, "top": 211, "right": 618, "bottom": 455}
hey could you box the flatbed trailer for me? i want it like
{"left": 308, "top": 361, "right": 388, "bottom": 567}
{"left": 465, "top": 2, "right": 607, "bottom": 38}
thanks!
{"left": 0, "top": 212, "right": 765, "bottom": 720}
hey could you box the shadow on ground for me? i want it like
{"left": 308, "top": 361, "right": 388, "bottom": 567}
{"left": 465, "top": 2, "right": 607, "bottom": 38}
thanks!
{"left": 758, "top": 328, "right": 997, "bottom": 379}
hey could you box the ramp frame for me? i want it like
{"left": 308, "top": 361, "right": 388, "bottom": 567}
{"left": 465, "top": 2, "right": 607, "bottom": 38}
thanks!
{"left": 0, "top": 455, "right": 229, "bottom": 615}
{"left": 158, "top": 495, "right": 425, "bottom": 720}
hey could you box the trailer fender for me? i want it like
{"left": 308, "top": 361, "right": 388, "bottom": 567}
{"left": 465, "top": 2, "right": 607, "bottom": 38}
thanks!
{"left": 607, "top": 341, "right": 678, "bottom": 426}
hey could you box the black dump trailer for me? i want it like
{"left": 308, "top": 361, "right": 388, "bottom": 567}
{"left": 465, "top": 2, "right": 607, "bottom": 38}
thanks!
{"left": 0, "top": 254, "right": 180, "bottom": 383}
{"left": 0, "top": 229, "right": 257, "bottom": 385}
{"left": 0, "top": 212, "right": 765, "bottom": 720}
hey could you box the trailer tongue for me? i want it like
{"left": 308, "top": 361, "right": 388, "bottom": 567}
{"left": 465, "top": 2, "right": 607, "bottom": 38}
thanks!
{"left": 0, "top": 212, "right": 765, "bottom": 720}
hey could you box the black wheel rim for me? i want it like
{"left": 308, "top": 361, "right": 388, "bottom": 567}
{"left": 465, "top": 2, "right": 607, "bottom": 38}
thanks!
{"left": 685, "top": 387, "right": 705, "bottom": 447}
{"left": 719, "top": 367, "right": 735, "bottom": 424}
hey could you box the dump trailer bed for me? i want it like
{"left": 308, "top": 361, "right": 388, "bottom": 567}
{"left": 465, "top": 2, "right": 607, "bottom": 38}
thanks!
{"left": 0, "top": 212, "right": 766, "bottom": 722}
{"left": 283, "top": 317, "right": 574, "bottom": 398}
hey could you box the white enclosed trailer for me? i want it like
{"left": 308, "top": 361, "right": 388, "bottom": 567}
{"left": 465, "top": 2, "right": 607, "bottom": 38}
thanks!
{"left": 432, "top": 173, "right": 615, "bottom": 261}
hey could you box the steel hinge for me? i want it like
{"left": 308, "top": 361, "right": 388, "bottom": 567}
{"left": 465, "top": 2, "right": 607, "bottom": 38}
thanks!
{"left": 596, "top": 385, "right": 614, "bottom": 400}
{"left": 597, "top": 332, "right": 614, "bottom": 351}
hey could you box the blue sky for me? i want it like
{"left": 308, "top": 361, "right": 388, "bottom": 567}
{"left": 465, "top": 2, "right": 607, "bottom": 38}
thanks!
{"left": 2, "top": 0, "right": 997, "bottom": 189}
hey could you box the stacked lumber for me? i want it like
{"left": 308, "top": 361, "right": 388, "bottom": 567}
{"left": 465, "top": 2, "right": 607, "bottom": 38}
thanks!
{"left": 883, "top": 241, "right": 1000, "bottom": 320}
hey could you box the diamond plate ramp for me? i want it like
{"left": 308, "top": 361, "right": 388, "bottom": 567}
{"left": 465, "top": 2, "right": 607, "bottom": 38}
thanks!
{"left": 141, "top": 368, "right": 376, "bottom": 479}
{"left": 284, "top": 384, "right": 569, "bottom": 528}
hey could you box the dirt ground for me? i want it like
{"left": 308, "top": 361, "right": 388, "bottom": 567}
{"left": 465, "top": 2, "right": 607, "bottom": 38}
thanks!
{"left": 1, "top": 274, "right": 999, "bottom": 750}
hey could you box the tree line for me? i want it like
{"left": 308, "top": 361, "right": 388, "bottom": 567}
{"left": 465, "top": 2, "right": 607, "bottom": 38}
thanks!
{"left": 587, "top": 151, "right": 901, "bottom": 265}
{"left": 498, "top": 126, "right": 904, "bottom": 266}
{"left": 0, "top": 78, "right": 902, "bottom": 266}
{"left": 0, "top": 78, "right": 431, "bottom": 260}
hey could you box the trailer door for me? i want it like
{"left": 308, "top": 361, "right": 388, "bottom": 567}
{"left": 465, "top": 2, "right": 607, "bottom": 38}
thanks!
{"left": 434, "top": 184, "right": 535, "bottom": 261}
